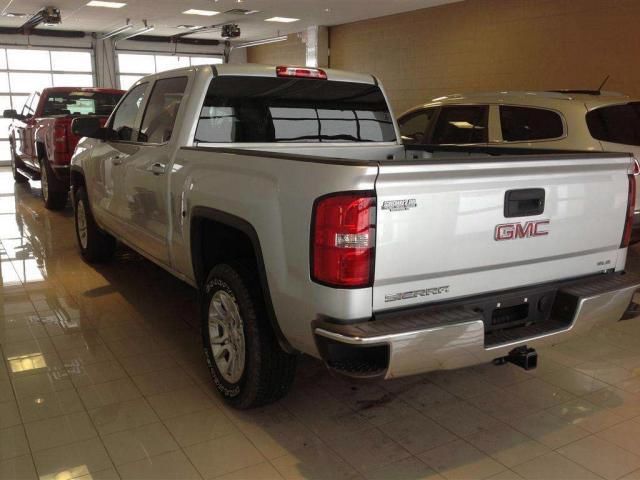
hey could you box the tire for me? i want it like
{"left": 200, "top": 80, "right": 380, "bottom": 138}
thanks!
{"left": 202, "top": 262, "right": 297, "bottom": 409}
{"left": 10, "top": 147, "right": 28, "bottom": 184}
{"left": 40, "top": 157, "right": 68, "bottom": 210}
{"left": 73, "top": 186, "right": 116, "bottom": 263}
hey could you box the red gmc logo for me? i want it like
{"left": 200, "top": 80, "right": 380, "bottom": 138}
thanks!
{"left": 495, "top": 220, "right": 550, "bottom": 241}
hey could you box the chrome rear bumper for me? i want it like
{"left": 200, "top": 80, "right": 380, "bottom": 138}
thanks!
{"left": 314, "top": 273, "right": 640, "bottom": 379}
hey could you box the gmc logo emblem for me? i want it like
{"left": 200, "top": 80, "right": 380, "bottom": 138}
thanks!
{"left": 495, "top": 220, "right": 550, "bottom": 241}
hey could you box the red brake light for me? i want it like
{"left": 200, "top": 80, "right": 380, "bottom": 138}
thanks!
{"left": 54, "top": 124, "right": 67, "bottom": 153}
{"left": 621, "top": 174, "right": 636, "bottom": 248}
{"left": 276, "top": 66, "right": 327, "bottom": 80}
{"left": 311, "top": 192, "right": 376, "bottom": 288}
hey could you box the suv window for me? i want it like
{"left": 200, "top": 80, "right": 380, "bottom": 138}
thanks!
{"left": 195, "top": 76, "right": 395, "bottom": 143}
{"left": 110, "top": 83, "right": 148, "bottom": 142}
{"left": 139, "top": 77, "right": 188, "bottom": 144}
{"left": 586, "top": 102, "right": 640, "bottom": 146}
{"left": 431, "top": 105, "right": 488, "bottom": 144}
{"left": 500, "top": 106, "right": 564, "bottom": 142}
{"left": 398, "top": 108, "right": 437, "bottom": 143}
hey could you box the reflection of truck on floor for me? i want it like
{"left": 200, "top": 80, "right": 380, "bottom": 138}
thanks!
{"left": 70, "top": 64, "right": 640, "bottom": 409}
{"left": 5, "top": 87, "right": 124, "bottom": 209}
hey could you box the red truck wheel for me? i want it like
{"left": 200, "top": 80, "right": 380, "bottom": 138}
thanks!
{"left": 40, "top": 157, "right": 68, "bottom": 210}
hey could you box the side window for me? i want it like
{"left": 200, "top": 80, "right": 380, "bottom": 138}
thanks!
{"left": 431, "top": 105, "right": 488, "bottom": 144}
{"left": 139, "top": 77, "right": 188, "bottom": 144}
{"left": 398, "top": 108, "right": 437, "bottom": 143}
{"left": 21, "top": 93, "right": 36, "bottom": 117}
{"left": 110, "top": 83, "right": 148, "bottom": 142}
{"left": 586, "top": 102, "right": 640, "bottom": 146}
{"left": 500, "top": 106, "right": 564, "bottom": 142}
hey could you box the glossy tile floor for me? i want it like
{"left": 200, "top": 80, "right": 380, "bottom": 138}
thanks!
{"left": 2, "top": 167, "right": 640, "bottom": 480}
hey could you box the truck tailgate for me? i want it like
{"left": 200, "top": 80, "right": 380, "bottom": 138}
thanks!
{"left": 373, "top": 153, "right": 634, "bottom": 311}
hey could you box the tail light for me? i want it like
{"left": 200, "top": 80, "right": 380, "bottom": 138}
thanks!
{"left": 54, "top": 124, "right": 67, "bottom": 154}
{"left": 311, "top": 192, "right": 376, "bottom": 288}
{"left": 621, "top": 174, "right": 636, "bottom": 248}
{"left": 276, "top": 66, "right": 327, "bottom": 79}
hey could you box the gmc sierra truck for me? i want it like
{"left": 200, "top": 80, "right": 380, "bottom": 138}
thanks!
{"left": 70, "top": 64, "right": 640, "bottom": 409}
{"left": 5, "top": 87, "right": 124, "bottom": 209}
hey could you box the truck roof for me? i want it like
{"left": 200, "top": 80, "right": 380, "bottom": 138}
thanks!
{"left": 142, "top": 63, "right": 378, "bottom": 86}
{"left": 42, "top": 87, "right": 125, "bottom": 95}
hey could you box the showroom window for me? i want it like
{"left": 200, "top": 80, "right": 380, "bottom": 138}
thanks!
{"left": 117, "top": 52, "right": 223, "bottom": 90}
{"left": 431, "top": 105, "right": 489, "bottom": 144}
{"left": 0, "top": 47, "right": 94, "bottom": 163}
{"left": 500, "top": 105, "right": 564, "bottom": 142}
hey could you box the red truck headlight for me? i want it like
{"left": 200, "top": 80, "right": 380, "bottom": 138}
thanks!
{"left": 311, "top": 192, "right": 376, "bottom": 288}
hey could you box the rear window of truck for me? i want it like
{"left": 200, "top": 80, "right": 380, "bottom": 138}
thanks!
{"left": 43, "top": 91, "right": 123, "bottom": 116}
{"left": 586, "top": 102, "right": 640, "bottom": 146}
{"left": 195, "top": 76, "right": 396, "bottom": 143}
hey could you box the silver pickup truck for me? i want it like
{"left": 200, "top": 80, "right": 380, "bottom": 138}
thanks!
{"left": 70, "top": 64, "right": 640, "bottom": 409}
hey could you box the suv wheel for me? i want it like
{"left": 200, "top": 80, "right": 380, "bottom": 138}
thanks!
{"left": 202, "top": 262, "right": 297, "bottom": 409}
{"left": 74, "top": 186, "right": 116, "bottom": 263}
{"left": 40, "top": 157, "right": 68, "bottom": 210}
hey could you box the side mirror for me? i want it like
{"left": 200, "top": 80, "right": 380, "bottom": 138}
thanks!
{"left": 71, "top": 116, "right": 105, "bottom": 140}
{"left": 3, "top": 109, "right": 21, "bottom": 120}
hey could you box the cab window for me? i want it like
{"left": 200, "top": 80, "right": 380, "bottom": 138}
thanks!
{"left": 398, "top": 108, "right": 437, "bottom": 143}
{"left": 431, "top": 105, "right": 488, "bottom": 144}
{"left": 139, "top": 77, "right": 188, "bottom": 144}
{"left": 109, "top": 83, "right": 148, "bottom": 142}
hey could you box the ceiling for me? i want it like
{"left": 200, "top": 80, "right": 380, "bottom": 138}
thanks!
{"left": 0, "top": 0, "right": 460, "bottom": 42}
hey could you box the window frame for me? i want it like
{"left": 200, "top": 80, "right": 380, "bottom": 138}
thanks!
{"left": 496, "top": 104, "right": 567, "bottom": 144}
{"left": 137, "top": 75, "right": 189, "bottom": 146}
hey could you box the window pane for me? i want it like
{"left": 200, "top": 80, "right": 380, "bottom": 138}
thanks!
{"left": 119, "top": 75, "right": 143, "bottom": 90}
{"left": 43, "top": 91, "right": 123, "bottom": 116}
{"left": 7, "top": 49, "right": 51, "bottom": 71}
{"left": 118, "top": 54, "right": 155, "bottom": 74}
{"left": 500, "top": 106, "right": 564, "bottom": 142}
{"left": 0, "top": 73, "right": 9, "bottom": 92}
{"left": 431, "top": 106, "right": 488, "bottom": 144}
{"left": 9, "top": 72, "right": 52, "bottom": 93}
{"left": 155, "top": 55, "right": 190, "bottom": 72}
{"left": 0, "top": 96, "right": 11, "bottom": 112}
{"left": 139, "top": 77, "right": 188, "bottom": 143}
{"left": 0, "top": 119, "right": 11, "bottom": 139}
{"left": 0, "top": 49, "right": 6, "bottom": 70}
{"left": 399, "top": 108, "right": 437, "bottom": 143}
{"left": 51, "top": 51, "right": 92, "bottom": 72}
{"left": 0, "top": 141, "right": 9, "bottom": 160}
{"left": 586, "top": 102, "right": 640, "bottom": 146}
{"left": 12, "top": 95, "right": 29, "bottom": 111}
{"left": 52, "top": 73, "right": 94, "bottom": 87}
{"left": 189, "top": 56, "right": 222, "bottom": 66}
{"left": 111, "top": 83, "right": 148, "bottom": 141}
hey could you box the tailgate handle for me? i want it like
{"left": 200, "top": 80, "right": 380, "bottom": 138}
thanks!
{"left": 504, "top": 188, "right": 545, "bottom": 217}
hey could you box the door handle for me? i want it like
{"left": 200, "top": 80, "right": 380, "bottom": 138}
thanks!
{"left": 111, "top": 155, "right": 124, "bottom": 166}
{"left": 148, "top": 162, "right": 166, "bottom": 175}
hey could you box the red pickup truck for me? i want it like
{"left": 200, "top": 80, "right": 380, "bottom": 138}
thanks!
{"left": 4, "top": 87, "right": 124, "bottom": 210}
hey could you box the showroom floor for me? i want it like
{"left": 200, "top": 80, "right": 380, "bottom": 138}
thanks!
{"left": 2, "top": 167, "right": 640, "bottom": 480}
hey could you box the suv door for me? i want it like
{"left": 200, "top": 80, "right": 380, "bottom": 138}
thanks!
{"left": 87, "top": 82, "right": 150, "bottom": 239}
{"left": 430, "top": 105, "right": 489, "bottom": 145}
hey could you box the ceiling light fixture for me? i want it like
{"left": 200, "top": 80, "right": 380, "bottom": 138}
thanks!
{"left": 86, "top": 1, "right": 127, "bottom": 8}
{"left": 120, "top": 24, "right": 154, "bottom": 40}
{"left": 265, "top": 16, "right": 299, "bottom": 23}
{"left": 234, "top": 35, "right": 288, "bottom": 48}
{"left": 176, "top": 24, "right": 202, "bottom": 29}
{"left": 4, "top": 12, "right": 28, "bottom": 17}
{"left": 183, "top": 9, "right": 219, "bottom": 16}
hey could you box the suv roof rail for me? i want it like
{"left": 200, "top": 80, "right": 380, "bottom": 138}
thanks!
{"left": 549, "top": 89, "right": 626, "bottom": 97}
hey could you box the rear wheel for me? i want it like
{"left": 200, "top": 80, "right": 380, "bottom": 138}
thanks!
{"left": 40, "top": 157, "right": 67, "bottom": 210}
{"left": 10, "top": 146, "right": 28, "bottom": 183}
{"left": 202, "top": 262, "right": 297, "bottom": 409}
{"left": 74, "top": 186, "right": 115, "bottom": 263}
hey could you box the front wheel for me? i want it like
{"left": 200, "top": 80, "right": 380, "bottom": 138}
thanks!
{"left": 74, "top": 186, "right": 116, "bottom": 263}
{"left": 40, "top": 157, "right": 67, "bottom": 210}
{"left": 202, "top": 262, "right": 297, "bottom": 409}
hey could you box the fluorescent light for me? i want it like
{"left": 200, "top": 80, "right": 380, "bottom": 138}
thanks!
{"left": 265, "top": 16, "right": 299, "bottom": 23}
{"left": 120, "top": 25, "right": 154, "bottom": 40}
{"left": 235, "top": 35, "right": 287, "bottom": 48}
{"left": 183, "top": 9, "right": 219, "bottom": 16}
{"left": 87, "top": 1, "right": 127, "bottom": 8}
{"left": 100, "top": 24, "right": 133, "bottom": 39}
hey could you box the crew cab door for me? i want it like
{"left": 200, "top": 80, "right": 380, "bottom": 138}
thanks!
{"left": 15, "top": 93, "right": 39, "bottom": 167}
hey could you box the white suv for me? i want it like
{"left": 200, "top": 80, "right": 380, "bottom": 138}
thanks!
{"left": 398, "top": 90, "right": 640, "bottom": 240}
